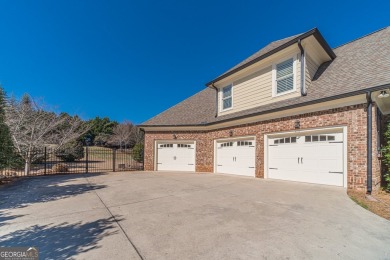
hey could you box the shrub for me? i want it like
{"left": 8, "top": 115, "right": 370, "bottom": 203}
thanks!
{"left": 132, "top": 143, "right": 144, "bottom": 163}
{"left": 0, "top": 86, "right": 15, "bottom": 169}
{"left": 382, "top": 122, "right": 390, "bottom": 192}
{"left": 384, "top": 173, "right": 390, "bottom": 192}
{"left": 56, "top": 141, "right": 84, "bottom": 162}
{"left": 9, "top": 153, "right": 25, "bottom": 169}
{"left": 52, "top": 163, "right": 69, "bottom": 173}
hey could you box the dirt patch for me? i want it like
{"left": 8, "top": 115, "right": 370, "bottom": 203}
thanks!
{"left": 348, "top": 190, "right": 390, "bottom": 220}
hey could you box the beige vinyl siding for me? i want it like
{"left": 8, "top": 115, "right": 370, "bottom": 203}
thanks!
{"left": 215, "top": 36, "right": 332, "bottom": 116}
{"left": 218, "top": 53, "right": 301, "bottom": 116}
{"left": 231, "top": 67, "right": 272, "bottom": 111}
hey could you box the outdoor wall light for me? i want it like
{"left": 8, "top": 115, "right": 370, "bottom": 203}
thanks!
{"left": 295, "top": 120, "right": 300, "bottom": 129}
{"left": 229, "top": 130, "right": 234, "bottom": 137}
{"left": 173, "top": 134, "right": 177, "bottom": 139}
{"left": 378, "top": 90, "right": 390, "bottom": 98}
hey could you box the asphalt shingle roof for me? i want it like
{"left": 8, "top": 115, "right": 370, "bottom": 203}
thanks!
{"left": 213, "top": 33, "right": 303, "bottom": 80}
{"left": 141, "top": 27, "right": 390, "bottom": 127}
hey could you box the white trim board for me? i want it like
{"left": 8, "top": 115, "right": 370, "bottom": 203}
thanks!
{"left": 142, "top": 95, "right": 366, "bottom": 132}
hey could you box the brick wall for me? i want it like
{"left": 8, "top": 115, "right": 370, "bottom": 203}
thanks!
{"left": 144, "top": 103, "right": 382, "bottom": 192}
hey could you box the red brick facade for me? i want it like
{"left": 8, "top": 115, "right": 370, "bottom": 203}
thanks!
{"left": 144, "top": 103, "right": 382, "bottom": 191}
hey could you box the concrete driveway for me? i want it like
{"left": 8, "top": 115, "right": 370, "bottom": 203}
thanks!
{"left": 1, "top": 172, "right": 389, "bottom": 259}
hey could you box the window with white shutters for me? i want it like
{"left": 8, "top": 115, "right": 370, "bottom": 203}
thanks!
{"left": 275, "top": 58, "right": 294, "bottom": 95}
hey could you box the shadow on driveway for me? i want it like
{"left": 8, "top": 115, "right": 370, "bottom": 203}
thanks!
{"left": 0, "top": 173, "right": 107, "bottom": 226}
{"left": 0, "top": 216, "right": 121, "bottom": 259}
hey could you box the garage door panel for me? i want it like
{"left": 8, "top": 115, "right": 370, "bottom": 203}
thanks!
{"left": 216, "top": 139, "right": 255, "bottom": 177}
{"left": 268, "top": 132, "right": 344, "bottom": 187}
{"left": 269, "top": 145, "right": 300, "bottom": 171}
{"left": 217, "top": 147, "right": 235, "bottom": 170}
{"left": 157, "top": 142, "right": 195, "bottom": 172}
{"left": 270, "top": 170, "right": 343, "bottom": 186}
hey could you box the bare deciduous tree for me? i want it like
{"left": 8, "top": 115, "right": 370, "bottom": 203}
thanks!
{"left": 4, "top": 94, "right": 87, "bottom": 175}
{"left": 130, "top": 126, "right": 144, "bottom": 145}
{"left": 109, "top": 121, "right": 134, "bottom": 149}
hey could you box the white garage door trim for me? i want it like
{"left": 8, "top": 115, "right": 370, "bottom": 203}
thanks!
{"left": 154, "top": 140, "right": 196, "bottom": 172}
{"left": 264, "top": 126, "right": 348, "bottom": 188}
{"left": 214, "top": 136, "right": 256, "bottom": 177}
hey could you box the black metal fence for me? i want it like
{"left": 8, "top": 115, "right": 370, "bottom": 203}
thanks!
{"left": 0, "top": 146, "right": 143, "bottom": 178}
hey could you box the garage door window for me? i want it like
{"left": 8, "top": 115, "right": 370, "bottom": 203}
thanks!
{"left": 237, "top": 141, "right": 253, "bottom": 146}
{"left": 220, "top": 142, "right": 233, "bottom": 148}
{"left": 178, "top": 144, "right": 191, "bottom": 148}
{"left": 160, "top": 144, "right": 173, "bottom": 148}
{"left": 274, "top": 137, "right": 297, "bottom": 144}
{"left": 305, "top": 135, "right": 336, "bottom": 142}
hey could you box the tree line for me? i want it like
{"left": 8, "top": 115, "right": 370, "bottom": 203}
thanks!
{"left": 0, "top": 86, "right": 144, "bottom": 175}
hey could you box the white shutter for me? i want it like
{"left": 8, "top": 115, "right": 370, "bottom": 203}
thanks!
{"left": 276, "top": 58, "right": 294, "bottom": 94}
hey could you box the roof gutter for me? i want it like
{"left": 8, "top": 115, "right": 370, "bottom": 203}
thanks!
{"left": 206, "top": 28, "right": 336, "bottom": 87}
{"left": 298, "top": 39, "right": 307, "bottom": 96}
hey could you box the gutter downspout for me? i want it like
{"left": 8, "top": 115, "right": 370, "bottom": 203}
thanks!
{"left": 211, "top": 83, "right": 218, "bottom": 117}
{"left": 298, "top": 39, "right": 307, "bottom": 96}
{"left": 139, "top": 128, "right": 146, "bottom": 171}
{"left": 366, "top": 91, "right": 373, "bottom": 194}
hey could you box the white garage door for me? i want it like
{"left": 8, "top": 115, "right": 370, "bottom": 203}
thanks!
{"left": 157, "top": 142, "right": 195, "bottom": 172}
{"left": 216, "top": 139, "right": 256, "bottom": 177}
{"left": 268, "top": 132, "right": 344, "bottom": 186}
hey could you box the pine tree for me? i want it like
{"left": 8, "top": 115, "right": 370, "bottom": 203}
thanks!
{"left": 0, "top": 86, "right": 14, "bottom": 169}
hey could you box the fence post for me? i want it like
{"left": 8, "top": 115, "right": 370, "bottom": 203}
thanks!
{"left": 86, "top": 146, "right": 89, "bottom": 174}
{"left": 113, "top": 148, "right": 116, "bottom": 172}
{"left": 44, "top": 147, "right": 47, "bottom": 175}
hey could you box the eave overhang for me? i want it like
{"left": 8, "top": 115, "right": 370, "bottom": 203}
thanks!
{"left": 139, "top": 83, "right": 390, "bottom": 132}
{"left": 205, "top": 28, "right": 336, "bottom": 87}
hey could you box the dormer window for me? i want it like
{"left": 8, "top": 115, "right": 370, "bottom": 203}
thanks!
{"left": 273, "top": 57, "right": 296, "bottom": 96}
{"left": 221, "top": 84, "right": 233, "bottom": 111}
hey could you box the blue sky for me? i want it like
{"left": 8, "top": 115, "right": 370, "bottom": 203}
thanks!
{"left": 0, "top": 0, "right": 389, "bottom": 124}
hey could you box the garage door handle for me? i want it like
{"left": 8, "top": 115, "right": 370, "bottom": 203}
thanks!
{"left": 298, "top": 157, "right": 300, "bottom": 164}
{"left": 157, "top": 163, "right": 162, "bottom": 164}
{"left": 218, "top": 164, "right": 223, "bottom": 166}
{"left": 249, "top": 167, "right": 255, "bottom": 168}
{"left": 269, "top": 168, "right": 278, "bottom": 170}
{"left": 301, "top": 157, "right": 303, "bottom": 164}
{"left": 188, "top": 164, "right": 194, "bottom": 165}
{"left": 329, "top": 171, "right": 343, "bottom": 174}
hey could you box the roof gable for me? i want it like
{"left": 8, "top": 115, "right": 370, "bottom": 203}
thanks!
{"left": 205, "top": 28, "right": 336, "bottom": 86}
{"left": 141, "top": 27, "right": 390, "bottom": 128}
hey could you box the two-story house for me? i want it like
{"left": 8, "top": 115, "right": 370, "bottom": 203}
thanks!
{"left": 139, "top": 27, "right": 390, "bottom": 193}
